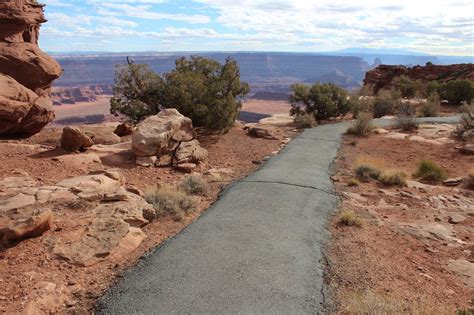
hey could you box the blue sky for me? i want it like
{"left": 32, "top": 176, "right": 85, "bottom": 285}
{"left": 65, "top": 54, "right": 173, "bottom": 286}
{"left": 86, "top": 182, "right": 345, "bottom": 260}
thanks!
{"left": 40, "top": 0, "right": 474, "bottom": 56}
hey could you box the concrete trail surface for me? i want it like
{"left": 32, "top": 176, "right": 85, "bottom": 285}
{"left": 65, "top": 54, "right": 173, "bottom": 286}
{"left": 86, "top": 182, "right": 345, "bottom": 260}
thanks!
{"left": 97, "top": 117, "right": 459, "bottom": 314}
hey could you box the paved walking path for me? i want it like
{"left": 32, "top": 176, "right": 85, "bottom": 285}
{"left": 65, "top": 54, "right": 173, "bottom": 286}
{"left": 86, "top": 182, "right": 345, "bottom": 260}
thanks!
{"left": 97, "top": 117, "right": 459, "bottom": 314}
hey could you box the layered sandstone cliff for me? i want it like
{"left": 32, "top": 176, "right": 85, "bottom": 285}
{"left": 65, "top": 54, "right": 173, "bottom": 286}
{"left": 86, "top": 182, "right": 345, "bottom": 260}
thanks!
{"left": 0, "top": 0, "right": 62, "bottom": 137}
{"left": 364, "top": 63, "right": 474, "bottom": 93}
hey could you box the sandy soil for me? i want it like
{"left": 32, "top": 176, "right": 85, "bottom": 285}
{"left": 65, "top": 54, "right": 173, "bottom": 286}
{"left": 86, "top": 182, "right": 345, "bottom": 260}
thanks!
{"left": 0, "top": 124, "right": 298, "bottom": 313}
{"left": 327, "top": 132, "right": 474, "bottom": 313}
{"left": 54, "top": 96, "right": 112, "bottom": 120}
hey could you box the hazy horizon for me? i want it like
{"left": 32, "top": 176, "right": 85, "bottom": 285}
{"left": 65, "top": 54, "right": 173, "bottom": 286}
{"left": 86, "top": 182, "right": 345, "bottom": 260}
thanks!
{"left": 40, "top": 0, "right": 473, "bottom": 56}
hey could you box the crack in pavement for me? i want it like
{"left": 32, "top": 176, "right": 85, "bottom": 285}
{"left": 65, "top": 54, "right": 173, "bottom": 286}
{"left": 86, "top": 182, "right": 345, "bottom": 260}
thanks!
{"left": 297, "top": 136, "right": 342, "bottom": 143}
{"left": 240, "top": 179, "right": 337, "bottom": 196}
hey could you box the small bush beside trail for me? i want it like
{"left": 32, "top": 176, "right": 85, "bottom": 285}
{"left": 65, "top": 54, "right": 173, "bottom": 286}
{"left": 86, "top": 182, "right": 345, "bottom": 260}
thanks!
{"left": 372, "top": 90, "right": 400, "bottom": 118}
{"left": 145, "top": 185, "right": 197, "bottom": 221}
{"left": 338, "top": 210, "right": 363, "bottom": 227}
{"left": 179, "top": 175, "right": 209, "bottom": 196}
{"left": 294, "top": 112, "right": 317, "bottom": 128}
{"left": 413, "top": 160, "right": 447, "bottom": 184}
{"left": 396, "top": 103, "right": 419, "bottom": 131}
{"left": 355, "top": 165, "right": 382, "bottom": 182}
{"left": 289, "top": 83, "right": 350, "bottom": 121}
{"left": 347, "top": 112, "right": 373, "bottom": 137}
{"left": 379, "top": 172, "right": 407, "bottom": 186}
{"left": 420, "top": 93, "right": 440, "bottom": 117}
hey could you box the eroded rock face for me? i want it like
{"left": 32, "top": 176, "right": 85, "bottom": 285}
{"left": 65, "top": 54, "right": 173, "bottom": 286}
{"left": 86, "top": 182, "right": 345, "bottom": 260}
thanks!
{"left": 364, "top": 63, "right": 474, "bottom": 93}
{"left": 0, "top": 0, "right": 62, "bottom": 137}
{"left": 132, "top": 109, "right": 196, "bottom": 157}
{"left": 132, "top": 109, "right": 208, "bottom": 168}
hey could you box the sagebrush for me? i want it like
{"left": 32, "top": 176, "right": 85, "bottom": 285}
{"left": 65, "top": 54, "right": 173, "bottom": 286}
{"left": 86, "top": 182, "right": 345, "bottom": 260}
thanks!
{"left": 179, "top": 175, "right": 209, "bottom": 196}
{"left": 413, "top": 160, "right": 447, "bottom": 183}
{"left": 347, "top": 112, "right": 373, "bottom": 137}
{"left": 145, "top": 185, "right": 197, "bottom": 221}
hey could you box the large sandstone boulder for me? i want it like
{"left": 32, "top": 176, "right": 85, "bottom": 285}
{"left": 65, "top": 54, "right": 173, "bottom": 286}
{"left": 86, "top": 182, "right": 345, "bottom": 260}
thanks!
{"left": 60, "top": 126, "right": 94, "bottom": 152}
{"left": 0, "top": 0, "right": 61, "bottom": 137}
{"left": 132, "top": 109, "right": 196, "bottom": 157}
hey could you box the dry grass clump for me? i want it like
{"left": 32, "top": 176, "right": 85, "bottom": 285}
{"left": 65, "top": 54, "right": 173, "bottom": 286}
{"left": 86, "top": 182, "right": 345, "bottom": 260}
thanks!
{"left": 145, "top": 184, "right": 197, "bottom": 221}
{"left": 294, "top": 112, "right": 317, "bottom": 128}
{"left": 179, "top": 175, "right": 209, "bottom": 196}
{"left": 355, "top": 165, "right": 382, "bottom": 182}
{"left": 379, "top": 171, "right": 407, "bottom": 187}
{"left": 396, "top": 103, "right": 419, "bottom": 131}
{"left": 347, "top": 178, "right": 360, "bottom": 187}
{"left": 419, "top": 93, "right": 440, "bottom": 117}
{"left": 347, "top": 112, "right": 373, "bottom": 137}
{"left": 455, "top": 110, "right": 474, "bottom": 142}
{"left": 338, "top": 210, "right": 363, "bottom": 227}
{"left": 413, "top": 160, "right": 447, "bottom": 184}
{"left": 344, "top": 290, "right": 452, "bottom": 314}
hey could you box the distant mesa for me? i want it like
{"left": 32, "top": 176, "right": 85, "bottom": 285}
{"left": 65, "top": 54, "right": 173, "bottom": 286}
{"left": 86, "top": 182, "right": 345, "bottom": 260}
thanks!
{"left": 51, "top": 85, "right": 113, "bottom": 105}
{"left": 0, "top": 0, "right": 62, "bottom": 137}
{"left": 364, "top": 63, "right": 474, "bottom": 93}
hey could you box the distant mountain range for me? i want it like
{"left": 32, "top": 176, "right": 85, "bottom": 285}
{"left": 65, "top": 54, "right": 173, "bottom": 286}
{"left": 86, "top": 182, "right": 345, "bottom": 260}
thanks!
{"left": 50, "top": 50, "right": 473, "bottom": 102}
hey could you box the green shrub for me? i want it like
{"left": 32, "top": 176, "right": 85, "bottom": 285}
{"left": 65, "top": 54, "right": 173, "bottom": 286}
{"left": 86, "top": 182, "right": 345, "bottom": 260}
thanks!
{"left": 289, "top": 83, "right": 350, "bottom": 121}
{"left": 413, "top": 160, "right": 447, "bottom": 183}
{"left": 420, "top": 93, "right": 440, "bottom": 117}
{"left": 392, "top": 75, "right": 424, "bottom": 98}
{"left": 379, "top": 172, "right": 407, "bottom": 186}
{"left": 349, "top": 97, "right": 373, "bottom": 119}
{"left": 294, "top": 112, "right": 317, "bottom": 128}
{"left": 145, "top": 185, "right": 197, "bottom": 221}
{"left": 426, "top": 81, "right": 442, "bottom": 97}
{"left": 455, "top": 111, "right": 474, "bottom": 141}
{"left": 110, "top": 63, "right": 164, "bottom": 123}
{"left": 111, "top": 56, "right": 249, "bottom": 131}
{"left": 179, "top": 175, "right": 209, "bottom": 196}
{"left": 347, "top": 112, "right": 373, "bottom": 137}
{"left": 338, "top": 210, "right": 363, "bottom": 227}
{"left": 355, "top": 165, "right": 381, "bottom": 182}
{"left": 372, "top": 90, "right": 400, "bottom": 118}
{"left": 396, "top": 103, "right": 419, "bottom": 131}
{"left": 161, "top": 56, "right": 249, "bottom": 131}
{"left": 439, "top": 80, "right": 474, "bottom": 105}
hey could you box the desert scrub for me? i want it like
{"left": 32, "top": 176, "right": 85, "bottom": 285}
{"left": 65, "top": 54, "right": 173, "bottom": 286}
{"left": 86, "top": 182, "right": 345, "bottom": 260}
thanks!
{"left": 379, "top": 172, "right": 407, "bottom": 186}
{"left": 413, "top": 160, "right": 447, "bottom": 184}
{"left": 419, "top": 93, "right": 440, "bottom": 117}
{"left": 145, "top": 185, "right": 197, "bottom": 221}
{"left": 347, "top": 178, "right": 359, "bottom": 187}
{"left": 396, "top": 102, "right": 419, "bottom": 131}
{"left": 347, "top": 112, "right": 373, "bottom": 137}
{"left": 455, "top": 110, "right": 474, "bottom": 142}
{"left": 355, "top": 165, "right": 381, "bottom": 182}
{"left": 179, "top": 175, "right": 209, "bottom": 196}
{"left": 372, "top": 89, "right": 400, "bottom": 118}
{"left": 344, "top": 290, "right": 451, "bottom": 314}
{"left": 338, "top": 210, "right": 363, "bottom": 227}
{"left": 294, "top": 112, "right": 317, "bottom": 128}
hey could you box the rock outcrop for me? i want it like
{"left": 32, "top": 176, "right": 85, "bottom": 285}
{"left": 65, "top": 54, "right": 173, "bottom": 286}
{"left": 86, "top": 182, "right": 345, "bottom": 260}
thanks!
{"left": 364, "top": 63, "right": 474, "bottom": 93}
{"left": 0, "top": 0, "right": 62, "bottom": 137}
{"left": 132, "top": 109, "right": 208, "bottom": 168}
{"left": 0, "top": 170, "right": 153, "bottom": 265}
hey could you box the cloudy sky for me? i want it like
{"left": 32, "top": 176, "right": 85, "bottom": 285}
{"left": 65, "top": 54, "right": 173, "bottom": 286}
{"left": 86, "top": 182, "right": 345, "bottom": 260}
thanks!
{"left": 40, "top": 0, "right": 473, "bottom": 56}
